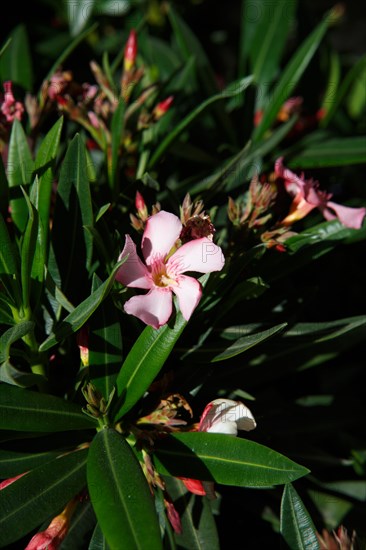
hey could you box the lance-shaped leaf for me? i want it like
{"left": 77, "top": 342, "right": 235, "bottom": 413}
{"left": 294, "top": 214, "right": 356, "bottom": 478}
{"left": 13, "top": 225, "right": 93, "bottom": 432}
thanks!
{"left": 0, "top": 384, "right": 96, "bottom": 432}
{"left": 253, "top": 7, "right": 335, "bottom": 142}
{"left": 280, "top": 483, "right": 320, "bottom": 550}
{"left": 112, "top": 309, "right": 187, "bottom": 421}
{"left": 88, "top": 523, "right": 110, "bottom": 550}
{"left": 0, "top": 320, "right": 33, "bottom": 362}
{"left": 0, "top": 448, "right": 61, "bottom": 477}
{"left": 0, "top": 448, "right": 88, "bottom": 548}
{"left": 39, "top": 259, "right": 125, "bottom": 352}
{"left": 33, "top": 116, "right": 64, "bottom": 247}
{"left": 7, "top": 119, "right": 34, "bottom": 233}
{"left": 87, "top": 429, "right": 162, "bottom": 550}
{"left": 0, "top": 155, "right": 8, "bottom": 215}
{"left": 210, "top": 323, "right": 288, "bottom": 362}
{"left": 285, "top": 136, "right": 366, "bottom": 168}
{"left": 89, "top": 276, "right": 123, "bottom": 401}
{"left": 154, "top": 433, "right": 310, "bottom": 487}
{"left": 110, "top": 98, "right": 125, "bottom": 192}
{"left": 49, "top": 133, "right": 93, "bottom": 305}
{"left": 0, "top": 24, "right": 33, "bottom": 89}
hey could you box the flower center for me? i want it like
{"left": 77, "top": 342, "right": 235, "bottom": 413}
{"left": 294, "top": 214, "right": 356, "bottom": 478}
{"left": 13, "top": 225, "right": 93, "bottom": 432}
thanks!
{"left": 150, "top": 260, "right": 177, "bottom": 288}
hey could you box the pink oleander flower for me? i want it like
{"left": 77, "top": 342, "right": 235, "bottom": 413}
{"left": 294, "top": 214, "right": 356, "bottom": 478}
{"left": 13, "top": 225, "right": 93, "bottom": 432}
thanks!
{"left": 275, "top": 157, "right": 366, "bottom": 229}
{"left": 181, "top": 398, "right": 256, "bottom": 496}
{"left": 25, "top": 498, "right": 77, "bottom": 550}
{"left": 1, "top": 81, "right": 24, "bottom": 122}
{"left": 116, "top": 210, "right": 225, "bottom": 329}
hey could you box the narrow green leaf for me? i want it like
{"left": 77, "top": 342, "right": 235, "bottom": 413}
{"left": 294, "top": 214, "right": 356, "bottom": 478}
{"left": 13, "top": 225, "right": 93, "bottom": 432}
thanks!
{"left": 88, "top": 523, "right": 110, "bottom": 550}
{"left": 148, "top": 76, "right": 253, "bottom": 169}
{"left": 0, "top": 212, "right": 20, "bottom": 302}
{"left": 110, "top": 99, "right": 125, "bottom": 191}
{"left": 252, "top": 0, "right": 297, "bottom": 87}
{"left": 87, "top": 429, "right": 162, "bottom": 550}
{"left": 0, "top": 360, "right": 46, "bottom": 388}
{"left": 20, "top": 188, "right": 40, "bottom": 308}
{"left": 67, "top": 0, "right": 96, "bottom": 36}
{"left": 0, "top": 448, "right": 88, "bottom": 548}
{"left": 33, "top": 116, "right": 64, "bottom": 246}
{"left": 39, "top": 259, "right": 125, "bottom": 352}
{"left": 0, "top": 320, "right": 34, "bottom": 362}
{"left": 321, "top": 54, "right": 366, "bottom": 127}
{"left": 0, "top": 448, "right": 61, "bottom": 477}
{"left": 154, "top": 433, "right": 310, "bottom": 487}
{"left": 0, "top": 155, "right": 8, "bottom": 215}
{"left": 0, "top": 384, "right": 97, "bottom": 431}
{"left": 61, "top": 501, "right": 97, "bottom": 550}
{"left": 89, "top": 277, "right": 123, "bottom": 401}
{"left": 211, "top": 323, "right": 288, "bottom": 362}
{"left": 253, "top": 8, "right": 333, "bottom": 142}
{"left": 280, "top": 483, "right": 320, "bottom": 550}
{"left": 7, "top": 119, "right": 34, "bottom": 233}
{"left": 0, "top": 24, "right": 33, "bottom": 89}
{"left": 113, "top": 309, "right": 187, "bottom": 421}
{"left": 49, "top": 133, "right": 93, "bottom": 303}
{"left": 286, "top": 136, "right": 366, "bottom": 168}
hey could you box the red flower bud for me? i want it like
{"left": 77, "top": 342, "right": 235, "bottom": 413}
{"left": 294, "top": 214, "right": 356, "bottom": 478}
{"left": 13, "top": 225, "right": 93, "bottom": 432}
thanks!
{"left": 124, "top": 29, "right": 137, "bottom": 71}
{"left": 153, "top": 96, "right": 174, "bottom": 120}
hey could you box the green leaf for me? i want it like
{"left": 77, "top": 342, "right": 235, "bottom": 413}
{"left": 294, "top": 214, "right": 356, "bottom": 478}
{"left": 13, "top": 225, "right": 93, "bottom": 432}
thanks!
{"left": 0, "top": 155, "right": 8, "bottom": 215}
{"left": 49, "top": 133, "right": 93, "bottom": 303}
{"left": 112, "top": 309, "right": 187, "bottom": 421}
{"left": 154, "top": 433, "right": 310, "bottom": 487}
{"left": 33, "top": 116, "right": 64, "bottom": 247}
{"left": 87, "top": 429, "right": 162, "bottom": 550}
{"left": 0, "top": 384, "right": 97, "bottom": 431}
{"left": 0, "top": 448, "right": 61, "bottom": 477}
{"left": 89, "top": 277, "right": 123, "bottom": 401}
{"left": 67, "top": 0, "right": 97, "bottom": 36}
{"left": 88, "top": 523, "right": 110, "bottom": 550}
{"left": 7, "top": 119, "right": 34, "bottom": 233}
{"left": 253, "top": 8, "right": 334, "bottom": 142}
{"left": 39, "top": 259, "right": 125, "bottom": 352}
{"left": 210, "top": 323, "right": 288, "bottom": 362}
{"left": 251, "top": 0, "right": 297, "bottom": 88}
{"left": 320, "top": 54, "right": 366, "bottom": 127}
{"left": 0, "top": 360, "right": 46, "bottom": 388}
{"left": 164, "top": 476, "right": 220, "bottom": 549}
{"left": 20, "top": 188, "right": 42, "bottom": 308}
{"left": 61, "top": 501, "right": 97, "bottom": 550}
{"left": 285, "top": 136, "right": 366, "bottom": 167}
{"left": 280, "top": 483, "right": 320, "bottom": 550}
{"left": 0, "top": 448, "right": 88, "bottom": 548}
{"left": 110, "top": 98, "right": 125, "bottom": 191}
{"left": 0, "top": 24, "right": 33, "bottom": 89}
{"left": 0, "top": 212, "right": 20, "bottom": 303}
{"left": 148, "top": 76, "right": 253, "bottom": 169}
{"left": 0, "top": 320, "right": 34, "bottom": 362}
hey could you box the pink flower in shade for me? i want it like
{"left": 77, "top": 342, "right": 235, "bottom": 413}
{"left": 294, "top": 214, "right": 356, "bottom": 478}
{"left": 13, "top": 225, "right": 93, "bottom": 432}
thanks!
{"left": 275, "top": 157, "right": 366, "bottom": 229}
{"left": 1, "top": 81, "right": 24, "bottom": 122}
{"left": 180, "top": 399, "right": 256, "bottom": 497}
{"left": 24, "top": 499, "right": 77, "bottom": 550}
{"left": 115, "top": 210, "right": 225, "bottom": 329}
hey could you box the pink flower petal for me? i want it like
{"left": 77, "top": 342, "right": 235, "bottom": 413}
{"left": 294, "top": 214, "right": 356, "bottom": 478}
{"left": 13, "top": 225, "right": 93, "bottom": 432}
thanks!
{"left": 168, "top": 238, "right": 224, "bottom": 275}
{"left": 199, "top": 399, "right": 256, "bottom": 434}
{"left": 172, "top": 275, "right": 202, "bottom": 322}
{"left": 142, "top": 211, "right": 182, "bottom": 265}
{"left": 322, "top": 202, "right": 366, "bottom": 229}
{"left": 275, "top": 157, "right": 306, "bottom": 196}
{"left": 179, "top": 477, "right": 207, "bottom": 495}
{"left": 115, "top": 235, "right": 151, "bottom": 289}
{"left": 124, "top": 288, "right": 173, "bottom": 328}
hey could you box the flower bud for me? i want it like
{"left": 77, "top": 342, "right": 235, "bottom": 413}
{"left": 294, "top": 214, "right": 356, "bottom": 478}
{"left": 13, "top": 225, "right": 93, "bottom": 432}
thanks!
{"left": 124, "top": 29, "right": 137, "bottom": 72}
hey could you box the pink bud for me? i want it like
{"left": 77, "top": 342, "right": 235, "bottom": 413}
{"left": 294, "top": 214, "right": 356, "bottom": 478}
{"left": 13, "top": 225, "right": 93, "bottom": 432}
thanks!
{"left": 0, "top": 472, "right": 27, "bottom": 490}
{"left": 153, "top": 96, "right": 174, "bottom": 120}
{"left": 124, "top": 29, "right": 137, "bottom": 71}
